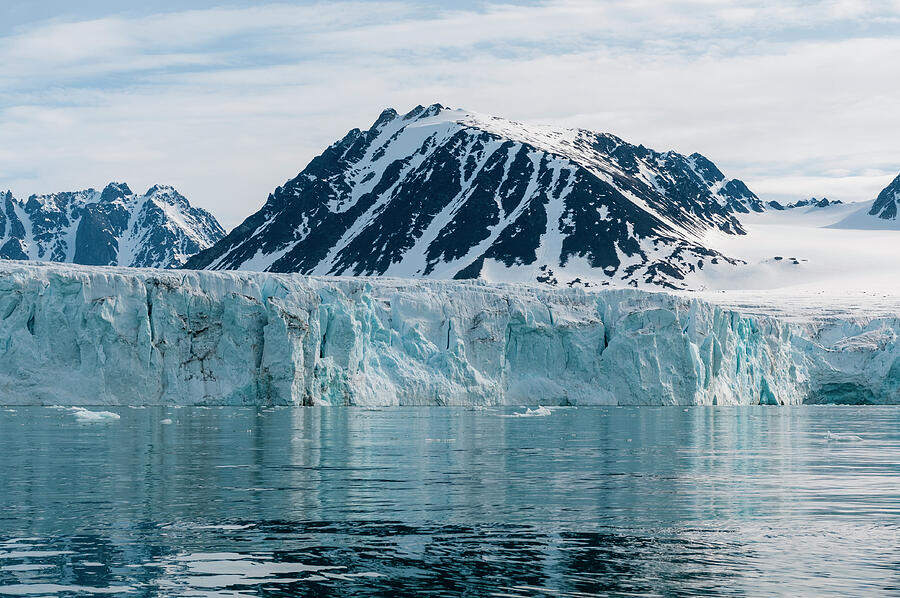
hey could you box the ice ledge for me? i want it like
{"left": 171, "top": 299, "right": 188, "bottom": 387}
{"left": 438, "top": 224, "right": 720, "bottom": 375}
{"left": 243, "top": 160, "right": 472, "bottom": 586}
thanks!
{"left": 0, "top": 261, "right": 897, "bottom": 405}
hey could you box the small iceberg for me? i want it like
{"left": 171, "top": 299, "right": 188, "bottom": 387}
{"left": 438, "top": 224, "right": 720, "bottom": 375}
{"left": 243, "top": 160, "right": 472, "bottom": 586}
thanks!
{"left": 513, "top": 405, "right": 552, "bottom": 417}
{"left": 825, "top": 431, "right": 863, "bottom": 442}
{"left": 69, "top": 408, "right": 120, "bottom": 423}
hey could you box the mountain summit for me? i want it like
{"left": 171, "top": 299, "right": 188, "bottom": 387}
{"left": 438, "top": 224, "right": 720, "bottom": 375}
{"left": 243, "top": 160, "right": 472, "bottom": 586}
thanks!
{"left": 0, "top": 183, "right": 224, "bottom": 268}
{"left": 869, "top": 173, "right": 900, "bottom": 221}
{"left": 186, "top": 104, "right": 761, "bottom": 287}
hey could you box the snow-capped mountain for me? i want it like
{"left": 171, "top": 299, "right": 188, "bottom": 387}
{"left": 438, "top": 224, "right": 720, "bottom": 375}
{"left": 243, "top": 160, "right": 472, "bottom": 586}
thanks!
{"left": 869, "top": 173, "right": 900, "bottom": 220}
{"left": 0, "top": 183, "right": 224, "bottom": 268}
{"left": 186, "top": 104, "right": 763, "bottom": 288}
{"left": 767, "top": 197, "right": 842, "bottom": 210}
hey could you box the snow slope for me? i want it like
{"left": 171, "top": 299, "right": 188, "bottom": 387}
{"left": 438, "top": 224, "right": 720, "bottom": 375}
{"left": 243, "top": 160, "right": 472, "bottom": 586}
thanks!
{"left": 0, "top": 183, "right": 224, "bottom": 268}
{"left": 692, "top": 198, "right": 900, "bottom": 296}
{"left": 186, "top": 104, "right": 761, "bottom": 289}
{"left": 1, "top": 261, "right": 897, "bottom": 405}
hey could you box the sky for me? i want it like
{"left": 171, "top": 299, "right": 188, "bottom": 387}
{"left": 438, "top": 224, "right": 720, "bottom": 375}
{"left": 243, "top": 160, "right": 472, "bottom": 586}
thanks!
{"left": 1, "top": 1, "right": 899, "bottom": 229}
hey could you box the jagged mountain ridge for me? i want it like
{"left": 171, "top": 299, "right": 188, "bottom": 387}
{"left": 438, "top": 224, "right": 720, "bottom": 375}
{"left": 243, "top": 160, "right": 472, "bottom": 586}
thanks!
{"left": 869, "top": 173, "right": 900, "bottom": 220}
{"left": 767, "top": 197, "right": 842, "bottom": 210}
{"left": 184, "top": 103, "right": 764, "bottom": 288}
{"left": 0, "top": 183, "right": 224, "bottom": 268}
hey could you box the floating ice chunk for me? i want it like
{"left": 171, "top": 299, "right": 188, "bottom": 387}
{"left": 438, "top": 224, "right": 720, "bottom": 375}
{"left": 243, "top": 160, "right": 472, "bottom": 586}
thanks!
{"left": 513, "top": 405, "right": 552, "bottom": 417}
{"left": 68, "top": 408, "right": 120, "bottom": 422}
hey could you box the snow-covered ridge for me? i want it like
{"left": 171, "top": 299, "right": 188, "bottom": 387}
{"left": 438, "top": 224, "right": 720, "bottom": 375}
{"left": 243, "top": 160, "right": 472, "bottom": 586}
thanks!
{"left": 186, "top": 103, "right": 762, "bottom": 289}
{"left": 766, "top": 197, "right": 842, "bottom": 210}
{"left": 1, "top": 261, "right": 897, "bottom": 405}
{"left": 0, "top": 183, "right": 224, "bottom": 268}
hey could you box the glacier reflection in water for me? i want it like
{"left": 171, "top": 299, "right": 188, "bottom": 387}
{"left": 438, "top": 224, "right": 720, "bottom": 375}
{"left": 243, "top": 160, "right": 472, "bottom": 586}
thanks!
{"left": 1, "top": 406, "right": 900, "bottom": 596}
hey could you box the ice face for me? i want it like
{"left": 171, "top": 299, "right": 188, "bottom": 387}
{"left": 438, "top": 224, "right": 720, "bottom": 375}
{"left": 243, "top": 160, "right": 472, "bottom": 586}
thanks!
{"left": 0, "top": 261, "right": 897, "bottom": 405}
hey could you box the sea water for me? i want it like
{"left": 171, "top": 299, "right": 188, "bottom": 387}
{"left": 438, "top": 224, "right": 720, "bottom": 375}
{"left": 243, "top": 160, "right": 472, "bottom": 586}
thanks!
{"left": 1, "top": 406, "right": 899, "bottom": 596}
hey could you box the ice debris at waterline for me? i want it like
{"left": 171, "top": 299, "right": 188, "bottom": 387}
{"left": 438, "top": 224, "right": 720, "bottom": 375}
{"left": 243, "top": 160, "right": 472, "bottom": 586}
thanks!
{"left": 0, "top": 261, "right": 898, "bottom": 406}
{"left": 512, "top": 406, "right": 553, "bottom": 417}
{"left": 67, "top": 407, "right": 121, "bottom": 422}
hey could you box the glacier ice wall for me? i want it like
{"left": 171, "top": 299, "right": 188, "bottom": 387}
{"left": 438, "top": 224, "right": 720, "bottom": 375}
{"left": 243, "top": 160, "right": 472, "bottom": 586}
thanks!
{"left": 0, "top": 261, "right": 896, "bottom": 405}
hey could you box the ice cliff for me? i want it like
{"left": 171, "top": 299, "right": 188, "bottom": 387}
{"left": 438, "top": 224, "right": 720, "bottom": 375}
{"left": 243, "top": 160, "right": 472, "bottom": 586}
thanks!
{"left": 0, "top": 261, "right": 897, "bottom": 405}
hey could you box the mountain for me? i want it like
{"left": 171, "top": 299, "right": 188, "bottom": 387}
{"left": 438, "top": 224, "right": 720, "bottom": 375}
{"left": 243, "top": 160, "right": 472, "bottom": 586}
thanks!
{"left": 185, "top": 104, "right": 762, "bottom": 289}
{"left": 0, "top": 183, "right": 224, "bottom": 268}
{"left": 869, "top": 173, "right": 900, "bottom": 220}
{"left": 767, "top": 197, "right": 842, "bottom": 210}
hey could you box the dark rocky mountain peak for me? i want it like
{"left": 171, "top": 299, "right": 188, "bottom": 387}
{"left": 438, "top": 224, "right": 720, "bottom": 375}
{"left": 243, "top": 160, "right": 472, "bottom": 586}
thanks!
{"left": 768, "top": 197, "right": 844, "bottom": 210}
{"left": 186, "top": 105, "right": 764, "bottom": 288}
{"left": 869, "top": 173, "right": 900, "bottom": 220}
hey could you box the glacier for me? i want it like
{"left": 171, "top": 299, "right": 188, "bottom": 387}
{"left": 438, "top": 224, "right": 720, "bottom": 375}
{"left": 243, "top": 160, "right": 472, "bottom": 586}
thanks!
{"left": 0, "top": 261, "right": 897, "bottom": 406}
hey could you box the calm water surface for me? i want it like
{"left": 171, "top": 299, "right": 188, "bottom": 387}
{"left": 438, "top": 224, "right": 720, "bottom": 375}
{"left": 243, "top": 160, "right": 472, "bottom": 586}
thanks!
{"left": 1, "top": 406, "right": 899, "bottom": 597}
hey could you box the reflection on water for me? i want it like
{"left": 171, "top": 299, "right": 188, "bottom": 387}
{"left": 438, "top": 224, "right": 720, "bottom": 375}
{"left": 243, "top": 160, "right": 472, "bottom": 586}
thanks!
{"left": 1, "top": 406, "right": 899, "bottom": 596}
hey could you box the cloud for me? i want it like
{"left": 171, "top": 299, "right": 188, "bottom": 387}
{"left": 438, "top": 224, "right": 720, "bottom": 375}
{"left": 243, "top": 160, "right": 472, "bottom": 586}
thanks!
{"left": 1, "top": 0, "right": 899, "bottom": 228}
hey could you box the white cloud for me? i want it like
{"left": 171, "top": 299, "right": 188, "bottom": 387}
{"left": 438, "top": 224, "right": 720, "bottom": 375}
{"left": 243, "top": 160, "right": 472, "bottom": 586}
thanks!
{"left": 1, "top": 0, "right": 899, "bottom": 228}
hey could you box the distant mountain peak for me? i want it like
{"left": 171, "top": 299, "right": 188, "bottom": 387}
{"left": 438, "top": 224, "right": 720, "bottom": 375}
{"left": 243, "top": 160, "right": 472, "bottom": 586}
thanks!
{"left": 768, "top": 197, "right": 843, "bottom": 210}
{"left": 99, "top": 181, "right": 132, "bottom": 203}
{"left": 146, "top": 183, "right": 175, "bottom": 195}
{"left": 0, "top": 183, "right": 224, "bottom": 268}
